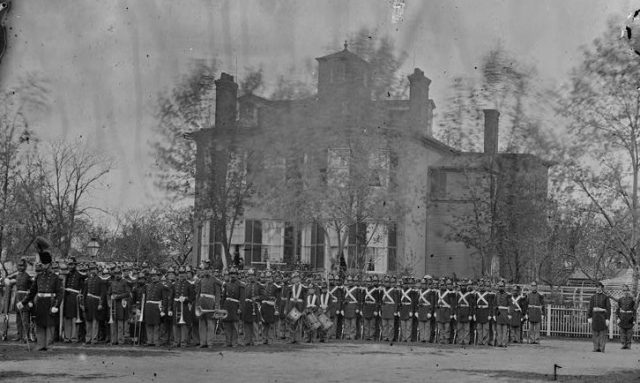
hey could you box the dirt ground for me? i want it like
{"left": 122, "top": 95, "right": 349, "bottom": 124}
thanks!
{"left": 0, "top": 338, "right": 639, "bottom": 383}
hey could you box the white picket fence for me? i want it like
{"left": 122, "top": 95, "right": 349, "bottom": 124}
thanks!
{"left": 530, "top": 304, "right": 640, "bottom": 340}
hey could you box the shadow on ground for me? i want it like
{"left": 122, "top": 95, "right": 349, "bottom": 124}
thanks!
{"left": 0, "top": 371, "right": 115, "bottom": 381}
{"left": 446, "top": 368, "right": 640, "bottom": 382}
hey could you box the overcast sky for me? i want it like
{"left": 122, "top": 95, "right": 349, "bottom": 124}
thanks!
{"left": 0, "top": 0, "right": 634, "bottom": 217}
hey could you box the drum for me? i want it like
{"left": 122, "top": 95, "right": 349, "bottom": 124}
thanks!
{"left": 286, "top": 307, "right": 302, "bottom": 324}
{"left": 305, "top": 312, "right": 322, "bottom": 330}
{"left": 317, "top": 313, "right": 333, "bottom": 331}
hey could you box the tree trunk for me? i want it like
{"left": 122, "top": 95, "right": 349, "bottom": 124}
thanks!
{"left": 632, "top": 161, "right": 639, "bottom": 297}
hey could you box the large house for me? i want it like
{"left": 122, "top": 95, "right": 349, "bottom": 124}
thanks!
{"left": 188, "top": 45, "right": 551, "bottom": 280}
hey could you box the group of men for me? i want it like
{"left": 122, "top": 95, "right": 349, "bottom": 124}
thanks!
{"left": 1, "top": 250, "right": 637, "bottom": 353}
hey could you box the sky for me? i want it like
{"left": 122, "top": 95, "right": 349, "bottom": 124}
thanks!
{"left": 0, "top": 0, "right": 635, "bottom": 219}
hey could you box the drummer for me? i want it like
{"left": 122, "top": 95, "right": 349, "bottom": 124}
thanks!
{"left": 304, "top": 283, "right": 319, "bottom": 343}
{"left": 286, "top": 272, "right": 306, "bottom": 344}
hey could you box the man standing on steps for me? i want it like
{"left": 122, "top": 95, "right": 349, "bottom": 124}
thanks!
{"left": 616, "top": 284, "right": 635, "bottom": 350}
{"left": 588, "top": 281, "right": 611, "bottom": 353}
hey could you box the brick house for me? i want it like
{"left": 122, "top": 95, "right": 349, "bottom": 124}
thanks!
{"left": 188, "top": 45, "right": 551, "bottom": 279}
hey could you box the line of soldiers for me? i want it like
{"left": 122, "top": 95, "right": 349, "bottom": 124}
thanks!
{"left": 2, "top": 256, "right": 636, "bottom": 352}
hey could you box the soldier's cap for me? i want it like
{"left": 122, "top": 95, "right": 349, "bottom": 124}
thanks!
{"left": 149, "top": 268, "right": 158, "bottom": 276}
{"left": 247, "top": 268, "right": 255, "bottom": 276}
{"left": 596, "top": 281, "right": 604, "bottom": 288}
{"left": 346, "top": 275, "right": 353, "bottom": 281}
{"left": 531, "top": 281, "right": 537, "bottom": 286}
{"left": 229, "top": 268, "right": 238, "bottom": 275}
{"left": 514, "top": 285, "right": 521, "bottom": 291}
{"left": 178, "top": 266, "right": 186, "bottom": 273}
{"left": 113, "top": 267, "right": 121, "bottom": 273}
{"left": 138, "top": 272, "right": 146, "bottom": 279}
{"left": 17, "top": 258, "right": 27, "bottom": 267}
{"left": 67, "top": 257, "right": 77, "bottom": 265}
{"left": 623, "top": 284, "right": 630, "bottom": 291}
{"left": 423, "top": 274, "right": 432, "bottom": 280}
{"left": 38, "top": 250, "right": 53, "bottom": 265}
{"left": 185, "top": 265, "right": 192, "bottom": 273}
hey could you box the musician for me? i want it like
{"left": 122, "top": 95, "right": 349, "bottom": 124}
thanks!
{"left": 398, "top": 277, "right": 414, "bottom": 342}
{"left": 341, "top": 275, "right": 359, "bottom": 340}
{"left": 362, "top": 275, "right": 380, "bottom": 341}
{"left": 143, "top": 269, "right": 166, "bottom": 347}
{"left": 494, "top": 280, "right": 510, "bottom": 347}
{"left": 509, "top": 285, "right": 527, "bottom": 344}
{"left": 222, "top": 267, "right": 242, "bottom": 347}
{"left": 380, "top": 276, "right": 399, "bottom": 342}
{"left": 616, "top": 284, "right": 636, "bottom": 350}
{"left": 186, "top": 265, "right": 199, "bottom": 347}
{"left": 196, "top": 263, "right": 219, "bottom": 348}
{"left": 17, "top": 248, "right": 60, "bottom": 351}
{"left": 456, "top": 280, "right": 476, "bottom": 345}
{"left": 318, "top": 282, "right": 334, "bottom": 343}
{"left": 240, "top": 269, "right": 262, "bottom": 346}
{"left": 327, "top": 274, "right": 344, "bottom": 340}
{"left": 61, "top": 258, "right": 84, "bottom": 343}
{"left": 435, "top": 279, "right": 456, "bottom": 344}
{"left": 588, "top": 281, "right": 611, "bottom": 352}
{"left": 170, "top": 267, "right": 194, "bottom": 347}
{"left": 82, "top": 263, "right": 106, "bottom": 345}
{"left": 486, "top": 280, "right": 498, "bottom": 346}
{"left": 416, "top": 276, "right": 435, "bottom": 343}
{"left": 475, "top": 279, "right": 493, "bottom": 346}
{"left": 160, "top": 268, "right": 176, "bottom": 346}
{"left": 98, "top": 267, "right": 112, "bottom": 343}
{"left": 132, "top": 271, "right": 147, "bottom": 345}
{"left": 260, "top": 271, "right": 279, "bottom": 345}
{"left": 108, "top": 267, "right": 130, "bottom": 345}
{"left": 467, "top": 279, "right": 478, "bottom": 343}
{"left": 526, "top": 281, "right": 544, "bottom": 344}
{"left": 274, "top": 273, "right": 288, "bottom": 340}
{"left": 286, "top": 272, "right": 306, "bottom": 344}
{"left": 8, "top": 259, "right": 32, "bottom": 343}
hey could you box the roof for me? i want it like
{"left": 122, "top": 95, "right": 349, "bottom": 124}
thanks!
{"left": 315, "top": 47, "right": 369, "bottom": 66}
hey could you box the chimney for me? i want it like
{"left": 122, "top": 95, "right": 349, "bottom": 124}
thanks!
{"left": 215, "top": 72, "right": 238, "bottom": 129}
{"left": 408, "top": 68, "right": 432, "bottom": 135}
{"left": 483, "top": 109, "right": 499, "bottom": 155}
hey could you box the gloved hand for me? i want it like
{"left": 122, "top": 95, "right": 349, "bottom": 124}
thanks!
{"left": 394, "top": 312, "right": 399, "bottom": 317}
{"left": 168, "top": 311, "right": 173, "bottom": 317}
{"left": 160, "top": 311, "right": 165, "bottom": 317}
{"left": 524, "top": 314, "right": 528, "bottom": 320}
{"left": 336, "top": 310, "right": 340, "bottom": 315}
{"left": 188, "top": 304, "right": 192, "bottom": 311}
{"left": 433, "top": 313, "right": 437, "bottom": 319}
{"left": 355, "top": 309, "right": 360, "bottom": 315}
{"left": 51, "top": 307, "right": 58, "bottom": 314}
{"left": 507, "top": 315, "right": 512, "bottom": 320}
{"left": 28, "top": 302, "right": 33, "bottom": 308}
{"left": 373, "top": 311, "right": 378, "bottom": 317}
{"left": 180, "top": 296, "right": 186, "bottom": 303}
{"left": 473, "top": 315, "right": 476, "bottom": 321}
{"left": 237, "top": 309, "right": 242, "bottom": 315}
{"left": 427, "top": 313, "right": 432, "bottom": 319}
{"left": 110, "top": 295, "right": 116, "bottom": 301}
{"left": 98, "top": 304, "right": 103, "bottom": 311}
{"left": 617, "top": 318, "right": 621, "bottom": 325}
{"left": 605, "top": 319, "right": 610, "bottom": 327}
{"left": 414, "top": 312, "right": 419, "bottom": 318}
{"left": 341, "top": 310, "right": 345, "bottom": 316}
{"left": 587, "top": 318, "right": 592, "bottom": 325}
{"left": 453, "top": 314, "right": 457, "bottom": 321}
{"left": 468, "top": 316, "right": 472, "bottom": 321}
{"left": 16, "top": 302, "right": 23, "bottom": 311}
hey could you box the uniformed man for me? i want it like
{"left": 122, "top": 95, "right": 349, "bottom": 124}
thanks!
{"left": 509, "top": 285, "right": 527, "bottom": 344}
{"left": 286, "top": 272, "right": 306, "bottom": 344}
{"left": 362, "top": 276, "right": 380, "bottom": 341}
{"left": 9, "top": 258, "right": 32, "bottom": 343}
{"left": 160, "top": 268, "right": 176, "bottom": 346}
{"left": 275, "top": 273, "right": 288, "bottom": 339}
{"left": 242, "top": 269, "right": 262, "bottom": 346}
{"left": 260, "top": 271, "right": 279, "bottom": 345}
{"left": 588, "top": 281, "right": 611, "bottom": 352}
{"left": 171, "top": 266, "right": 194, "bottom": 347}
{"left": 222, "top": 267, "right": 242, "bottom": 347}
{"left": 616, "top": 284, "right": 635, "bottom": 350}
{"left": 144, "top": 269, "right": 166, "bottom": 347}
{"left": 304, "top": 283, "right": 319, "bottom": 343}
{"left": 494, "top": 280, "right": 511, "bottom": 347}
{"left": 475, "top": 279, "right": 494, "bottom": 345}
{"left": 435, "top": 279, "right": 456, "bottom": 344}
{"left": 318, "top": 282, "right": 333, "bottom": 343}
{"left": 132, "top": 271, "right": 147, "bottom": 345}
{"left": 327, "top": 274, "right": 344, "bottom": 340}
{"left": 526, "top": 281, "right": 544, "bottom": 344}
{"left": 195, "top": 263, "right": 219, "bottom": 348}
{"left": 416, "top": 276, "right": 435, "bottom": 343}
{"left": 98, "top": 267, "right": 112, "bottom": 343}
{"left": 83, "top": 263, "right": 106, "bottom": 345}
{"left": 456, "top": 280, "right": 476, "bottom": 345}
{"left": 342, "top": 275, "right": 361, "bottom": 340}
{"left": 398, "top": 277, "right": 414, "bottom": 342}
{"left": 61, "top": 258, "right": 84, "bottom": 343}
{"left": 380, "top": 276, "right": 398, "bottom": 342}
{"left": 107, "top": 267, "right": 130, "bottom": 345}
{"left": 17, "top": 246, "right": 60, "bottom": 351}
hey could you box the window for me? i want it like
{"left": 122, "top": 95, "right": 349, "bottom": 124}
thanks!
{"left": 429, "top": 169, "right": 447, "bottom": 200}
{"left": 284, "top": 223, "right": 302, "bottom": 265}
{"left": 387, "top": 223, "right": 397, "bottom": 272}
{"left": 328, "top": 148, "right": 350, "bottom": 186}
{"left": 347, "top": 222, "right": 367, "bottom": 269}
{"left": 310, "top": 222, "right": 325, "bottom": 270}
{"left": 244, "top": 220, "right": 262, "bottom": 265}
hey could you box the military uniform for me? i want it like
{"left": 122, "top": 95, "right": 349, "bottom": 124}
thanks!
{"left": 172, "top": 273, "right": 195, "bottom": 347}
{"left": 617, "top": 287, "right": 636, "bottom": 349}
{"left": 342, "top": 278, "right": 362, "bottom": 340}
{"left": 526, "top": 283, "right": 544, "bottom": 344}
{"left": 108, "top": 271, "right": 131, "bottom": 345}
{"left": 362, "top": 280, "right": 380, "bottom": 341}
{"left": 222, "top": 270, "right": 242, "bottom": 347}
{"left": 304, "top": 286, "right": 319, "bottom": 342}
{"left": 11, "top": 263, "right": 32, "bottom": 342}
{"left": 132, "top": 274, "right": 147, "bottom": 345}
{"left": 474, "top": 282, "right": 494, "bottom": 345}
{"left": 398, "top": 280, "right": 415, "bottom": 342}
{"left": 509, "top": 288, "right": 527, "bottom": 343}
{"left": 196, "top": 270, "right": 220, "bottom": 347}
{"left": 83, "top": 268, "right": 107, "bottom": 344}
{"left": 494, "top": 284, "right": 511, "bottom": 347}
{"left": 260, "top": 276, "right": 280, "bottom": 344}
{"left": 327, "top": 277, "right": 344, "bottom": 339}
{"left": 417, "top": 278, "right": 435, "bottom": 343}
{"left": 144, "top": 271, "right": 166, "bottom": 346}
{"left": 435, "top": 282, "right": 456, "bottom": 344}
{"left": 380, "top": 278, "right": 399, "bottom": 341}
{"left": 286, "top": 277, "right": 306, "bottom": 344}
{"left": 20, "top": 262, "right": 61, "bottom": 351}
{"left": 588, "top": 284, "right": 611, "bottom": 352}
{"left": 242, "top": 276, "right": 263, "bottom": 346}
{"left": 456, "top": 284, "right": 476, "bottom": 345}
{"left": 62, "top": 265, "right": 84, "bottom": 343}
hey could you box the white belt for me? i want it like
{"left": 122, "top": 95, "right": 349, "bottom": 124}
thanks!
{"left": 459, "top": 304, "right": 469, "bottom": 307}
{"left": 262, "top": 300, "right": 275, "bottom": 306}
{"left": 200, "top": 293, "right": 215, "bottom": 299}
{"left": 17, "top": 290, "right": 29, "bottom": 294}
{"left": 226, "top": 297, "right": 239, "bottom": 303}
{"left": 620, "top": 310, "right": 634, "bottom": 313}
{"left": 65, "top": 288, "right": 80, "bottom": 294}
{"left": 477, "top": 304, "right": 489, "bottom": 308}
{"left": 37, "top": 293, "right": 54, "bottom": 298}
{"left": 593, "top": 308, "right": 606, "bottom": 312}
{"left": 147, "top": 300, "right": 161, "bottom": 305}
{"left": 529, "top": 305, "right": 541, "bottom": 308}
{"left": 290, "top": 298, "right": 302, "bottom": 302}
{"left": 498, "top": 306, "right": 509, "bottom": 310}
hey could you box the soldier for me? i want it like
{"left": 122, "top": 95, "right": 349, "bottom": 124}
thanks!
{"left": 318, "top": 282, "right": 334, "bottom": 343}
{"left": 526, "top": 281, "right": 545, "bottom": 344}
{"left": 9, "top": 258, "right": 32, "bottom": 343}
{"left": 171, "top": 266, "right": 194, "bottom": 347}
{"left": 186, "top": 266, "right": 199, "bottom": 346}
{"left": 362, "top": 276, "right": 380, "bottom": 341}
{"left": 274, "top": 273, "right": 288, "bottom": 339}
{"left": 494, "top": 280, "right": 510, "bottom": 347}
{"left": 160, "top": 268, "right": 176, "bottom": 346}
{"left": 195, "top": 263, "right": 218, "bottom": 348}
{"left": 509, "top": 285, "right": 527, "bottom": 344}
{"left": 286, "top": 272, "right": 306, "bottom": 344}
{"left": 588, "top": 281, "right": 611, "bottom": 353}
{"left": 416, "top": 276, "right": 434, "bottom": 343}
{"left": 260, "top": 272, "right": 278, "bottom": 344}
{"left": 83, "top": 263, "right": 106, "bottom": 345}
{"left": 342, "top": 275, "right": 361, "bottom": 340}
{"left": 143, "top": 269, "right": 165, "bottom": 347}
{"left": 98, "top": 267, "right": 112, "bottom": 343}
{"left": 617, "top": 284, "right": 636, "bottom": 350}
{"left": 108, "top": 266, "right": 131, "bottom": 345}
{"left": 17, "top": 245, "right": 60, "bottom": 351}
{"left": 132, "top": 271, "right": 147, "bottom": 345}
{"left": 435, "top": 279, "right": 456, "bottom": 344}
{"left": 304, "top": 283, "right": 319, "bottom": 343}
{"left": 222, "top": 268, "right": 242, "bottom": 347}
{"left": 456, "top": 280, "right": 475, "bottom": 345}
{"left": 328, "top": 274, "right": 344, "bottom": 340}
{"left": 475, "top": 279, "right": 493, "bottom": 346}
{"left": 242, "top": 269, "right": 262, "bottom": 346}
{"left": 398, "top": 277, "right": 414, "bottom": 342}
{"left": 380, "top": 276, "right": 398, "bottom": 342}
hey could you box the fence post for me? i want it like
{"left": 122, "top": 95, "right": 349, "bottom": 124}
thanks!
{"left": 546, "top": 304, "right": 551, "bottom": 337}
{"left": 609, "top": 307, "right": 614, "bottom": 340}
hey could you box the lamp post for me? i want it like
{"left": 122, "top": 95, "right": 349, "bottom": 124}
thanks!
{"left": 87, "top": 238, "right": 101, "bottom": 259}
